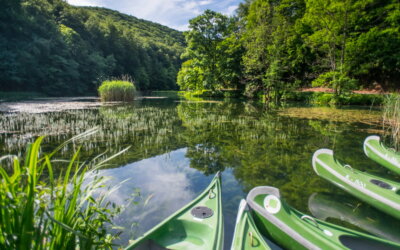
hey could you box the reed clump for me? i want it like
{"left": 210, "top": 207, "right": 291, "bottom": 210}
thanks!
{"left": 0, "top": 130, "right": 128, "bottom": 249}
{"left": 98, "top": 79, "right": 136, "bottom": 102}
{"left": 383, "top": 93, "right": 400, "bottom": 150}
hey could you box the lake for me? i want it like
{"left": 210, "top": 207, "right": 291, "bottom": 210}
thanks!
{"left": 0, "top": 93, "right": 399, "bottom": 248}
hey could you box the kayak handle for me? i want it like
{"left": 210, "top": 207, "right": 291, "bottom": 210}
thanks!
{"left": 248, "top": 232, "right": 254, "bottom": 247}
{"left": 343, "top": 164, "right": 354, "bottom": 172}
{"left": 301, "top": 215, "right": 320, "bottom": 229}
{"left": 209, "top": 189, "right": 216, "bottom": 199}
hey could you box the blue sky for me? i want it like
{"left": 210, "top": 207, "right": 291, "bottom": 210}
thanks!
{"left": 66, "top": 0, "right": 243, "bottom": 31}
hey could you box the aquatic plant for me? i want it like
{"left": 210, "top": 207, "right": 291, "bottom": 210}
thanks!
{"left": 98, "top": 79, "right": 136, "bottom": 102}
{"left": 383, "top": 93, "right": 400, "bottom": 149}
{"left": 0, "top": 130, "right": 128, "bottom": 249}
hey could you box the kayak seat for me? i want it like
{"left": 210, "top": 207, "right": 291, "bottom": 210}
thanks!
{"left": 370, "top": 179, "right": 393, "bottom": 190}
{"left": 133, "top": 239, "right": 169, "bottom": 250}
{"left": 154, "top": 219, "right": 213, "bottom": 250}
{"left": 339, "top": 235, "right": 399, "bottom": 250}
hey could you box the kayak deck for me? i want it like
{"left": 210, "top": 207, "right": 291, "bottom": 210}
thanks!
{"left": 247, "top": 186, "right": 400, "bottom": 250}
{"left": 231, "top": 199, "right": 273, "bottom": 250}
{"left": 312, "top": 149, "right": 400, "bottom": 219}
{"left": 364, "top": 135, "right": 400, "bottom": 174}
{"left": 125, "top": 172, "right": 223, "bottom": 250}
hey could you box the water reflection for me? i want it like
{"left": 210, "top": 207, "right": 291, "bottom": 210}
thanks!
{"left": 96, "top": 148, "right": 244, "bottom": 247}
{"left": 1, "top": 97, "right": 399, "bottom": 248}
{"left": 309, "top": 193, "right": 400, "bottom": 243}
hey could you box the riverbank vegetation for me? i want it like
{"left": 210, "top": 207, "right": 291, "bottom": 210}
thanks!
{"left": 99, "top": 80, "right": 136, "bottom": 102}
{"left": 0, "top": 0, "right": 184, "bottom": 96}
{"left": 383, "top": 94, "right": 400, "bottom": 149}
{"left": 0, "top": 131, "right": 127, "bottom": 249}
{"left": 178, "top": 0, "right": 399, "bottom": 103}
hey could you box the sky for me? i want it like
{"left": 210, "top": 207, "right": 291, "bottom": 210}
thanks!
{"left": 66, "top": 0, "right": 243, "bottom": 31}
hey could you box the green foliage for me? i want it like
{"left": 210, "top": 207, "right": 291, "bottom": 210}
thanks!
{"left": 98, "top": 80, "right": 136, "bottom": 102}
{"left": 311, "top": 71, "right": 357, "bottom": 95}
{"left": 178, "top": 10, "right": 243, "bottom": 91}
{"left": 0, "top": 0, "right": 184, "bottom": 96}
{"left": 0, "top": 131, "right": 126, "bottom": 249}
{"left": 177, "top": 0, "right": 399, "bottom": 102}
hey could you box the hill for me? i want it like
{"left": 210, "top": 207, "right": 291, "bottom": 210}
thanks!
{"left": 0, "top": 0, "right": 185, "bottom": 96}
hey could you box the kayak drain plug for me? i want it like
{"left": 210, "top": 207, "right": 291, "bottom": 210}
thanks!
{"left": 191, "top": 206, "right": 213, "bottom": 219}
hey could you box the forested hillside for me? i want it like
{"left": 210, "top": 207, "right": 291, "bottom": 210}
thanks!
{"left": 178, "top": 0, "right": 400, "bottom": 101}
{"left": 0, "top": 0, "right": 185, "bottom": 96}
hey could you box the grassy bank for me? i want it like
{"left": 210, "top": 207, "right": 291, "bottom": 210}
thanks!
{"left": 0, "top": 131, "right": 127, "bottom": 249}
{"left": 178, "top": 89, "right": 242, "bottom": 99}
{"left": 285, "top": 91, "right": 385, "bottom": 106}
{"left": 178, "top": 89, "right": 385, "bottom": 106}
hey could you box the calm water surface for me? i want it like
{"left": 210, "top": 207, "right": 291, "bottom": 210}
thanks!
{"left": 1, "top": 94, "right": 399, "bottom": 248}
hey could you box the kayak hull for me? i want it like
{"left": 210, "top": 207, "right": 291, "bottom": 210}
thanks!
{"left": 246, "top": 186, "right": 400, "bottom": 250}
{"left": 312, "top": 149, "right": 400, "bottom": 219}
{"left": 231, "top": 199, "right": 272, "bottom": 250}
{"left": 125, "top": 172, "right": 224, "bottom": 250}
{"left": 364, "top": 135, "right": 400, "bottom": 174}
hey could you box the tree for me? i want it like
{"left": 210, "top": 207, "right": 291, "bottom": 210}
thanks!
{"left": 178, "top": 10, "right": 243, "bottom": 90}
{"left": 303, "top": 0, "right": 357, "bottom": 95}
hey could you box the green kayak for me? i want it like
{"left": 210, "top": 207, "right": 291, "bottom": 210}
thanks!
{"left": 247, "top": 186, "right": 400, "bottom": 249}
{"left": 125, "top": 172, "right": 224, "bottom": 250}
{"left": 312, "top": 149, "right": 400, "bottom": 219}
{"left": 231, "top": 199, "right": 274, "bottom": 250}
{"left": 308, "top": 193, "right": 400, "bottom": 243}
{"left": 364, "top": 135, "right": 400, "bottom": 174}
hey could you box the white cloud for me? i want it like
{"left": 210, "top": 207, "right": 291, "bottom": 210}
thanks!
{"left": 66, "top": 0, "right": 243, "bottom": 31}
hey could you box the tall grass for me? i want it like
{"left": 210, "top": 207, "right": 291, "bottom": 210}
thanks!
{"left": 383, "top": 93, "right": 400, "bottom": 150}
{"left": 98, "top": 78, "right": 136, "bottom": 102}
{"left": 0, "top": 129, "right": 129, "bottom": 249}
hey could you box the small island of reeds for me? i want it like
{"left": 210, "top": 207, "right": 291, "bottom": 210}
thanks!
{"left": 98, "top": 79, "right": 136, "bottom": 102}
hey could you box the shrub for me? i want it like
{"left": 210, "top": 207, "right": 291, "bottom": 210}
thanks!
{"left": 98, "top": 80, "right": 136, "bottom": 102}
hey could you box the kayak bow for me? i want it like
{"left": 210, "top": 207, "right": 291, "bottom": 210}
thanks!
{"left": 246, "top": 186, "right": 400, "bottom": 250}
{"left": 125, "top": 172, "right": 223, "bottom": 250}
{"left": 231, "top": 199, "right": 274, "bottom": 250}
{"left": 364, "top": 135, "right": 400, "bottom": 174}
{"left": 312, "top": 149, "right": 400, "bottom": 219}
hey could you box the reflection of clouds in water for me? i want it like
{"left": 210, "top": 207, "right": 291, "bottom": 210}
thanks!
{"left": 94, "top": 148, "right": 200, "bottom": 242}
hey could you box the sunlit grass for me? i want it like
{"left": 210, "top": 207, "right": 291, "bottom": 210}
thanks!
{"left": 0, "top": 130, "right": 130, "bottom": 249}
{"left": 0, "top": 106, "right": 180, "bottom": 165}
{"left": 98, "top": 80, "right": 136, "bottom": 102}
{"left": 383, "top": 93, "right": 400, "bottom": 149}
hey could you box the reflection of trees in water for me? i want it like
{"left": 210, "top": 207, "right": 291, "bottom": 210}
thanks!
{"left": 176, "top": 101, "right": 387, "bottom": 211}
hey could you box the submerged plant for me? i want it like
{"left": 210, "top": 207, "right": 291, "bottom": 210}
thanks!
{"left": 383, "top": 93, "right": 400, "bottom": 150}
{"left": 98, "top": 78, "right": 136, "bottom": 102}
{"left": 0, "top": 129, "right": 129, "bottom": 249}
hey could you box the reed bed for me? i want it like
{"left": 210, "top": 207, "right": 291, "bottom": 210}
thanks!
{"left": 0, "top": 130, "right": 128, "bottom": 249}
{"left": 98, "top": 80, "right": 136, "bottom": 102}
{"left": 0, "top": 106, "right": 180, "bottom": 165}
{"left": 383, "top": 93, "right": 400, "bottom": 149}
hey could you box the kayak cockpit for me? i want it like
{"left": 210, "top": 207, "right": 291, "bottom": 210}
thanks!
{"left": 133, "top": 239, "right": 168, "bottom": 250}
{"left": 339, "top": 235, "right": 400, "bottom": 250}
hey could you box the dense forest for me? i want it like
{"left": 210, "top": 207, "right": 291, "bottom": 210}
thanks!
{"left": 178, "top": 0, "right": 400, "bottom": 101}
{"left": 0, "top": 0, "right": 185, "bottom": 96}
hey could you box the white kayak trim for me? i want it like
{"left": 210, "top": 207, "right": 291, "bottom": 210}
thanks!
{"left": 230, "top": 199, "right": 247, "bottom": 250}
{"left": 247, "top": 186, "right": 321, "bottom": 250}
{"left": 312, "top": 149, "right": 400, "bottom": 211}
{"left": 364, "top": 135, "right": 400, "bottom": 169}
